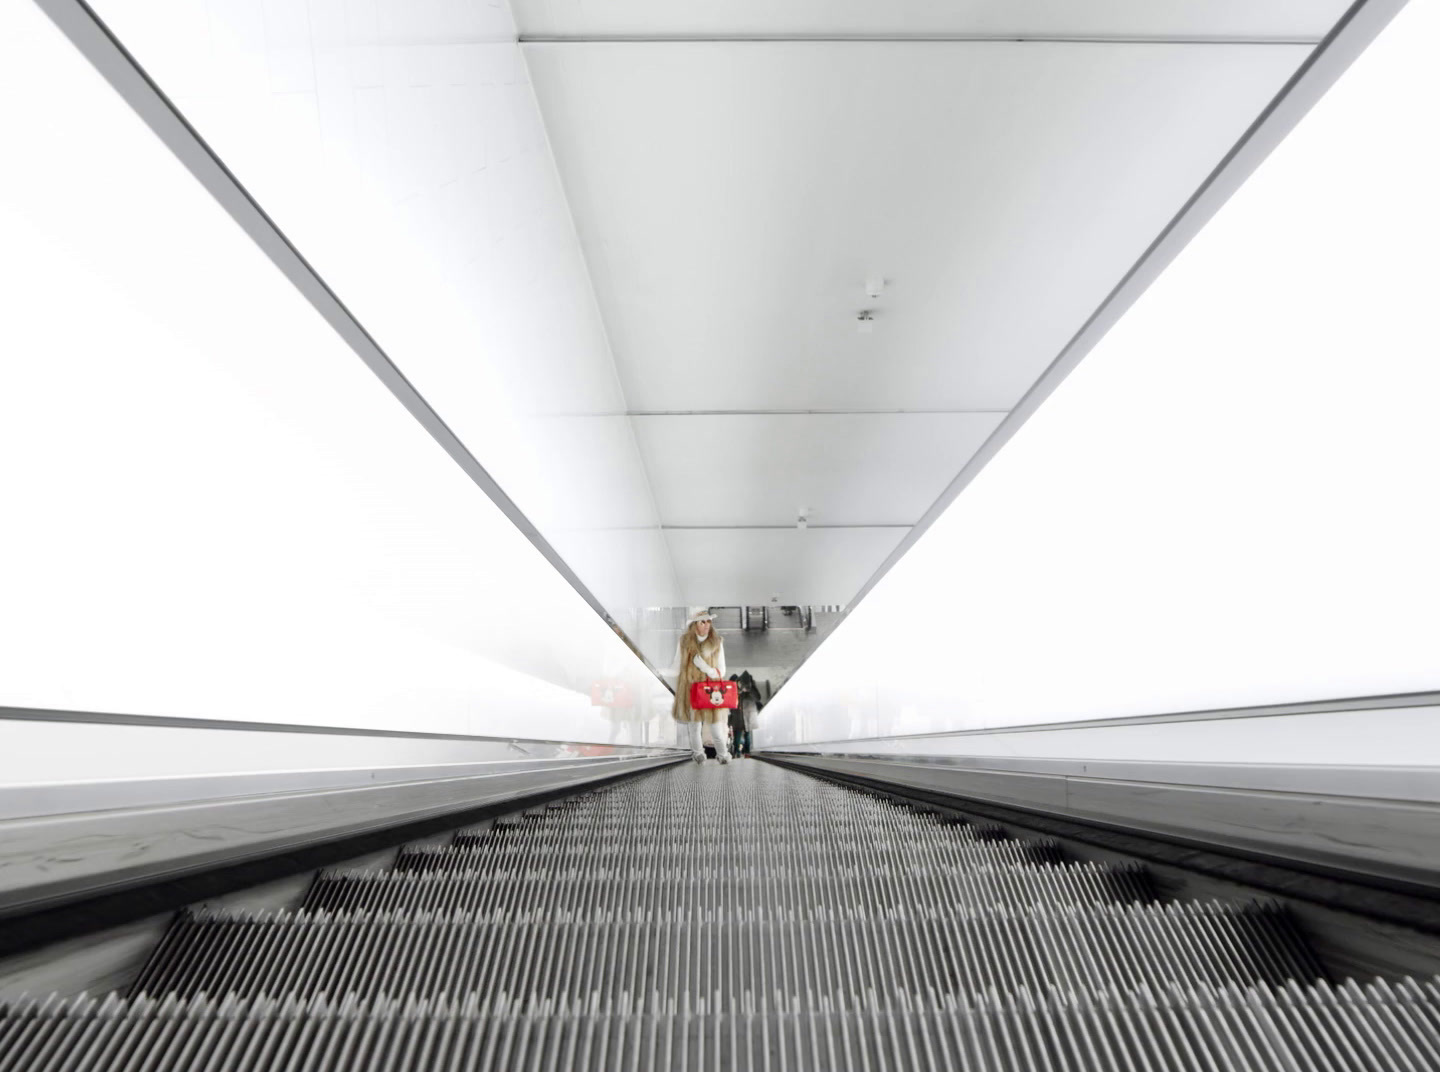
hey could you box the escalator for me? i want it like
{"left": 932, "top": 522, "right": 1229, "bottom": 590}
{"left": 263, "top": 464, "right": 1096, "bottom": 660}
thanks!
{"left": 2, "top": 761, "right": 1439, "bottom": 1069}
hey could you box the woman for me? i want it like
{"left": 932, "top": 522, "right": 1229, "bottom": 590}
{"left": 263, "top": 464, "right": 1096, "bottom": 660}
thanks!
{"left": 673, "top": 607, "right": 730, "bottom": 763}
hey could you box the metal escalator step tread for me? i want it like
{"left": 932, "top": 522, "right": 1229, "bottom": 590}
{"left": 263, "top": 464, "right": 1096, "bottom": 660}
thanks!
{"left": 49, "top": 760, "right": 1388, "bottom": 1070}
{"left": 131, "top": 899, "right": 1320, "bottom": 1000}
{"left": 5, "top": 979, "right": 1440, "bottom": 1072}
{"left": 304, "top": 861, "right": 1154, "bottom": 914}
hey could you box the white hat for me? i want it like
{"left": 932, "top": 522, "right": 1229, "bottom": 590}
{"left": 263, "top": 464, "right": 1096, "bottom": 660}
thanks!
{"left": 685, "top": 606, "right": 716, "bottom": 625}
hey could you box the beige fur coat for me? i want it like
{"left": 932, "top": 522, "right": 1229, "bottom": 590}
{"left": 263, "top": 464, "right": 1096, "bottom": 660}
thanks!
{"left": 672, "top": 629, "right": 726, "bottom": 724}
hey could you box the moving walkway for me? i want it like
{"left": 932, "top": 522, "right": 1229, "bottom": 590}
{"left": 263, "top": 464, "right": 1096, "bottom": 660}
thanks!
{"left": 2, "top": 760, "right": 1439, "bottom": 1069}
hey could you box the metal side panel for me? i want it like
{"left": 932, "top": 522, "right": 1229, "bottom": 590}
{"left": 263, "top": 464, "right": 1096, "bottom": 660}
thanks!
{"left": 767, "top": 753, "right": 1440, "bottom": 892}
{"left": 0, "top": 753, "right": 681, "bottom": 916}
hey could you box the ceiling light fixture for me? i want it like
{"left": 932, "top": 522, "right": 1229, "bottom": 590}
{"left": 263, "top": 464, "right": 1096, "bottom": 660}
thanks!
{"left": 865, "top": 277, "right": 886, "bottom": 299}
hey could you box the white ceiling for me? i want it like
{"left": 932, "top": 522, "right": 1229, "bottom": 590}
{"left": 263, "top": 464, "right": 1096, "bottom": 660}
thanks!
{"left": 516, "top": 1, "right": 1334, "bottom": 607}
{"left": 631, "top": 413, "right": 1004, "bottom": 527}
{"left": 664, "top": 528, "right": 908, "bottom": 606}
{"left": 526, "top": 42, "right": 1309, "bottom": 413}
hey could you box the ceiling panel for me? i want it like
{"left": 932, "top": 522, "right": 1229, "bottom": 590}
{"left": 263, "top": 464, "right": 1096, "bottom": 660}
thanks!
{"left": 525, "top": 41, "right": 1307, "bottom": 413}
{"left": 632, "top": 412, "right": 1005, "bottom": 526}
{"left": 665, "top": 528, "right": 908, "bottom": 606}
{"left": 514, "top": 1, "right": 1345, "bottom": 41}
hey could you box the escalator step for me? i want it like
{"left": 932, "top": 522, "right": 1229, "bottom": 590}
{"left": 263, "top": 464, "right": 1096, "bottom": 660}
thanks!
{"left": 132, "top": 900, "right": 1319, "bottom": 1000}
{"left": 305, "top": 860, "right": 1152, "bottom": 914}
{"left": 4, "top": 979, "right": 1439, "bottom": 1072}
{"left": 3, "top": 760, "right": 1407, "bottom": 1070}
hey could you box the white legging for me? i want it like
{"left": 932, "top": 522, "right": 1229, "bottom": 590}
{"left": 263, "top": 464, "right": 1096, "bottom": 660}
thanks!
{"left": 684, "top": 720, "right": 729, "bottom": 760}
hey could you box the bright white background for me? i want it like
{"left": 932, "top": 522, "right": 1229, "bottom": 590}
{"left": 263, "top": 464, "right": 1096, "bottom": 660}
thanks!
{"left": 763, "top": 0, "right": 1440, "bottom": 746}
{"left": 85, "top": 0, "right": 681, "bottom": 657}
{"left": 0, "top": 0, "right": 670, "bottom": 745}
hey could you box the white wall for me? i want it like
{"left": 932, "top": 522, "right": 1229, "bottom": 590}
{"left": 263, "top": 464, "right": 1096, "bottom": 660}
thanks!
{"left": 763, "top": 0, "right": 1440, "bottom": 748}
{"left": 0, "top": 0, "right": 670, "bottom": 743}
{"left": 83, "top": 0, "right": 681, "bottom": 660}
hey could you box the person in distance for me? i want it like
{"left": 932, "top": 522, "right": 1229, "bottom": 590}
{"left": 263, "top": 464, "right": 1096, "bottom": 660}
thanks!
{"left": 672, "top": 607, "right": 730, "bottom": 764}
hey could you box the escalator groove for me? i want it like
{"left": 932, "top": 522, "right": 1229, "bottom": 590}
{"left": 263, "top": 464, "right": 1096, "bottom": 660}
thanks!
{"left": 2, "top": 760, "right": 1437, "bottom": 1069}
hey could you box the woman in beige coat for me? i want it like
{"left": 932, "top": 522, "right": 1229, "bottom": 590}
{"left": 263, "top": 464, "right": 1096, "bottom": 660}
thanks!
{"left": 673, "top": 607, "right": 730, "bottom": 764}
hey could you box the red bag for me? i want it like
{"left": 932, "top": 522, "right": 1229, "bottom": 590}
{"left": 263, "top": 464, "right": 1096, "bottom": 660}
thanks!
{"left": 689, "top": 680, "right": 738, "bottom": 710}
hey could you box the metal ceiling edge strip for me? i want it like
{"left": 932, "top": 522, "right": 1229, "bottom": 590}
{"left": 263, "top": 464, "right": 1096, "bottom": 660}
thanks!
{"left": 625, "top": 409, "right": 1011, "bottom": 416}
{"left": 31, "top": 0, "right": 673, "bottom": 693}
{"left": 661, "top": 524, "right": 912, "bottom": 531}
{"left": 520, "top": 35, "right": 1325, "bottom": 46}
{"left": 766, "top": 0, "right": 1407, "bottom": 704}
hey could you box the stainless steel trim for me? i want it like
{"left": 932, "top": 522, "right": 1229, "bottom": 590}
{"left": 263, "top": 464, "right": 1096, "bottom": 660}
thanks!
{"left": 0, "top": 754, "right": 682, "bottom": 915}
{"left": 0, "top": 754, "right": 683, "bottom": 821}
{"left": 759, "top": 750, "right": 1440, "bottom": 804}
{"left": 0, "top": 702, "right": 681, "bottom": 744}
{"left": 774, "top": 752, "right": 1440, "bottom": 890}
{"left": 29, "top": 0, "right": 672, "bottom": 692}
{"left": 764, "top": 689, "right": 1440, "bottom": 746}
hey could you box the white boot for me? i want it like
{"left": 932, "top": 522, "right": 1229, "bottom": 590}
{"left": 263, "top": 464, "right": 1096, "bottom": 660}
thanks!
{"left": 714, "top": 725, "right": 731, "bottom": 764}
{"left": 687, "top": 721, "right": 705, "bottom": 763}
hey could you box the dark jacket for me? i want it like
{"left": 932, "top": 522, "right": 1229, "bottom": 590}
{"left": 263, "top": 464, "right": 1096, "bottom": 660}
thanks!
{"left": 728, "top": 672, "right": 763, "bottom": 732}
